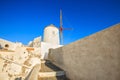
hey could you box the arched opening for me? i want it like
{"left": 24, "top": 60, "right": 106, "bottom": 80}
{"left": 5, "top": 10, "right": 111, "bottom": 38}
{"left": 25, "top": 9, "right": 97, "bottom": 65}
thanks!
{"left": 4, "top": 44, "right": 9, "bottom": 50}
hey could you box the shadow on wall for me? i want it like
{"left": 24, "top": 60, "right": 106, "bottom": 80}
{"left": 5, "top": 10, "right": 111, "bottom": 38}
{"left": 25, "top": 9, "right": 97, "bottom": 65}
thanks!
{"left": 48, "top": 48, "right": 64, "bottom": 66}
{"left": 44, "top": 60, "right": 70, "bottom": 80}
{"left": 48, "top": 48, "right": 71, "bottom": 80}
{"left": 0, "top": 44, "right": 2, "bottom": 49}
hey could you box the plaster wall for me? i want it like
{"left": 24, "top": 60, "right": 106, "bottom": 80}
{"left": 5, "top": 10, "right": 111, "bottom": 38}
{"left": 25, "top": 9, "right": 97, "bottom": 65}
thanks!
{"left": 43, "top": 24, "right": 60, "bottom": 45}
{"left": 41, "top": 42, "right": 62, "bottom": 59}
{"left": 0, "top": 38, "right": 16, "bottom": 50}
{"left": 48, "top": 24, "right": 120, "bottom": 80}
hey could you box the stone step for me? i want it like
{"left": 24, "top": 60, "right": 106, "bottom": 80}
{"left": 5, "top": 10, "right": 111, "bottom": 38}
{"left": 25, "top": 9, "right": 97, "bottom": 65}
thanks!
{"left": 38, "top": 75, "right": 68, "bottom": 80}
{"left": 39, "top": 71, "right": 65, "bottom": 77}
{"left": 0, "top": 60, "right": 68, "bottom": 80}
{"left": 38, "top": 60, "right": 69, "bottom": 80}
{"left": 40, "top": 60, "right": 63, "bottom": 72}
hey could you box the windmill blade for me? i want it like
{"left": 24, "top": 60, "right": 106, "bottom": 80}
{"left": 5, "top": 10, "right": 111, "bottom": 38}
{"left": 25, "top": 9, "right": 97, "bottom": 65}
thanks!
{"left": 59, "top": 27, "right": 63, "bottom": 44}
{"left": 63, "top": 28, "right": 73, "bottom": 30}
{"left": 60, "top": 30, "right": 63, "bottom": 45}
{"left": 60, "top": 9, "right": 64, "bottom": 44}
{"left": 60, "top": 9, "right": 63, "bottom": 28}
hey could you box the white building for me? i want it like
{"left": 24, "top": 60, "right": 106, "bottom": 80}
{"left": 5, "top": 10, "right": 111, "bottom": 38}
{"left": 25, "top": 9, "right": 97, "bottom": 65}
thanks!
{"left": 28, "top": 24, "right": 62, "bottom": 59}
{"left": 43, "top": 24, "right": 60, "bottom": 45}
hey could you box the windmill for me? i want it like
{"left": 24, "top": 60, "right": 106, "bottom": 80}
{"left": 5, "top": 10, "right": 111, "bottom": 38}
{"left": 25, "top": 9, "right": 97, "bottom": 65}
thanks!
{"left": 59, "top": 9, "right": 73, "bottom": 45}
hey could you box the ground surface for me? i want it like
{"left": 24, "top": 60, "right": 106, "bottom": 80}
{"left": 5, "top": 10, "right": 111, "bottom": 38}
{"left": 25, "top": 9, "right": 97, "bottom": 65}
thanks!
{"left": 39, "top": 60, "right": 69, "bottom": 80}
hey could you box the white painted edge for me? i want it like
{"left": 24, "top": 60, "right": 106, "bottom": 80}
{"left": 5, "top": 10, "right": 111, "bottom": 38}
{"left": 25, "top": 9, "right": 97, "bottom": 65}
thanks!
{"left": 39, "top": 71, "right": 65, "bottom": 77}
{"left": 41, "top": 60, "right": 46, "bottom": 63}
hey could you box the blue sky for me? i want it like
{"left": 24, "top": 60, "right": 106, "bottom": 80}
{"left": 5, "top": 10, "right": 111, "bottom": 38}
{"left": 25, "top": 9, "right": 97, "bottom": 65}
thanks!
{"left": 0, "top": 0, "right": 120, "bottom": 45}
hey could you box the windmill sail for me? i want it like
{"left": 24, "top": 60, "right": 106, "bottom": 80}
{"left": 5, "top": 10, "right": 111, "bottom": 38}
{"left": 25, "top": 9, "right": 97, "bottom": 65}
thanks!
{"left": 59, "top": 9, "right": 73, "bottom": 45}
{"left": 60, "top": 9, "right": 63, "bottom": 44}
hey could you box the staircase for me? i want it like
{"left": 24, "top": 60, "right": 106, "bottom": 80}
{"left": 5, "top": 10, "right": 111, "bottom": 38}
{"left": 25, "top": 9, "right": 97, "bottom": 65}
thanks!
{"left": 0, "top": 59, "right": 68, "bottom": 80}
{"left": 38, "top": 60, "right": 69, "bottom": 80}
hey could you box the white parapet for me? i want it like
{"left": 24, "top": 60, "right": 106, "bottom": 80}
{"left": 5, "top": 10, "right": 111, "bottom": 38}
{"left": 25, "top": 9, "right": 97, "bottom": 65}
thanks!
{"left": 41, "top": 42, "right": 62, "bottom": 59}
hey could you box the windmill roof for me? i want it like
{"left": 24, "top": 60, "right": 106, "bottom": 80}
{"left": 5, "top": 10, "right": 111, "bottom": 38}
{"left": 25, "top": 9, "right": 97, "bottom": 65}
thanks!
{"left": 44, "top": 24, "right": 58, "bottom": 29}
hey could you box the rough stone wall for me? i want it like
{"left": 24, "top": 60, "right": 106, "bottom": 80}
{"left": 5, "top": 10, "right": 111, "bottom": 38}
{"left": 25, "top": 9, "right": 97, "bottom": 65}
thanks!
{"left": 0, "top": 46, "right": 41, "bottom": 80}
{"left": 28, "top": 36, "right": 41, "bottom": 47}
{"left": 48, "top": 24, "right": 120, "bottom": 80}
{"left": 0, "top": 38, "right": 16, "bottom": 50}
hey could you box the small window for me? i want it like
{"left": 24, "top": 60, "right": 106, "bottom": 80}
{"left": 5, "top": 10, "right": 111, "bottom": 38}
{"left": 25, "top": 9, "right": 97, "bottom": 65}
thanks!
{"left": 5, "top": 44, "right": 9, "bottom": 48}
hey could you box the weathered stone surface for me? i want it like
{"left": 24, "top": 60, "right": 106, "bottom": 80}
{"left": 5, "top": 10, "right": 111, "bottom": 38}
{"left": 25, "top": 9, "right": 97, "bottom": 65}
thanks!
{"left": 0, "top": 46, "right": 41, "bottom": 80}
{"left": 28, "top": 36, "right": 41, "bottom": 47}
{"left": 0, "top": 38, "right": 16, "bottom": 50}
{"left": 25, "top": 64, "right": 41, "bottom": 80}
{"left": 48, "top": 24, "right": 120, "bottom": 80}
{"left": 0, "top": 38, "right": 24, "bottom": 51}
{"left": 0, "top": 72, "right": 9, "bottom": 80}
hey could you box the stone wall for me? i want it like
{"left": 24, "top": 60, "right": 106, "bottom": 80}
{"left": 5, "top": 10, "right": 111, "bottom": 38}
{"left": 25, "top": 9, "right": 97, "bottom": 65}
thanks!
{"left": 48, "top": 24, "right": 120, "bottom": 80}
{"left": 0, "top": 38, "right": 16, "bottom": 50}
{"left": 0, "top": 46, "right": 41, "bottom": 80}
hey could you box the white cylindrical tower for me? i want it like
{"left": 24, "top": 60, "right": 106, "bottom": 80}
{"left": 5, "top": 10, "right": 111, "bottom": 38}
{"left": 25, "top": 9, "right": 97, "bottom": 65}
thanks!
{"left": 43, "top": 24, "right": 60, "bottom": 45}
